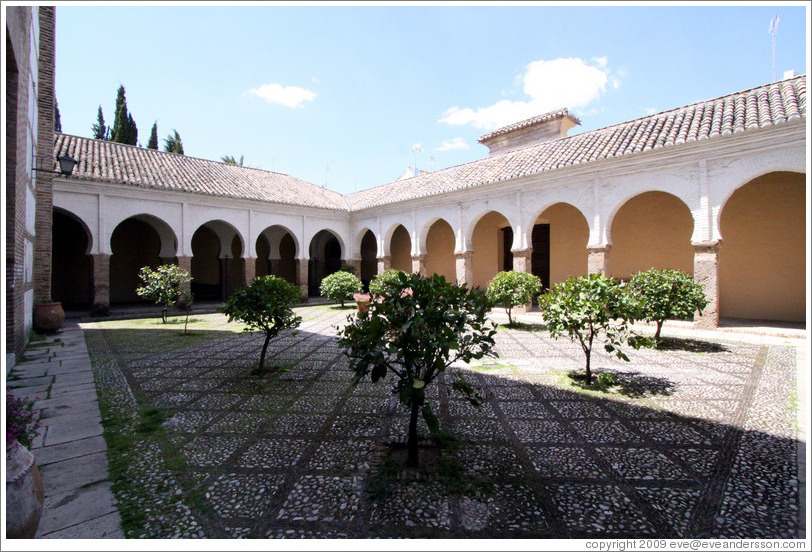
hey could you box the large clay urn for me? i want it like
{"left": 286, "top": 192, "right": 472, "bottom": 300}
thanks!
{"left": 33, "top": 301, "right": 64, "bottom": 333}
{"left": 6, "top": 442, "right": 45, "bottom": 538}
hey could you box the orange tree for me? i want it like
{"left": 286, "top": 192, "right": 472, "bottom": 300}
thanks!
{"left": 338, "top": 273, "right": 496, "bottom": 467}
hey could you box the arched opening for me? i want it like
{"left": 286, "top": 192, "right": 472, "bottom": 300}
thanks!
{"left": 719, "top": 171, "right": 806, "bottom": 322}
{"left": 110, "top": 218, "right": 162, "bottom": 304}
{"left": 609, "top": 191, "right": 694, "bottom": 280}
{"left": 471, "top": 211, "right": 512, "bottom": 289}
{"left": 256, "top": 225, "right": 298, "bottom": 285}
{"left": 309, "top": 230, "right": 343, "bottom": 297}
{"left": 390, "top": 224, "right": 412, "bottom": 272}
{"left": 533, "top": 203, "right": 590, "bottom": 289}
{"left": 191, "top": 221, "right": 244, "bottom": 301}
{"left": 425, "top": 219, "right": 455, "bottom": 281}
{"left": 360, "top": 230, "right": 377, "bottom": 289}
{"left": 51, "top": 209, "right": 92, "bottom": 309}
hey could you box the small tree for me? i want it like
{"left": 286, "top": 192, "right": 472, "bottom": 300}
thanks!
{"left": 338, "top": 273, "right": 496, "bottom": 467}
{"left": 135, "top": 265, "right": 193, "bottom": 324}
{"left": 368, "top": 268, "right": 407, "bottom": 298}
{"left": 539, "top": 274, "right": 641, "bottom": 385}
{"left": 221, "top": 154, "right": 244, "bottom": 165}
{"left": 627, "top": 268, "right": 709, "bottom": 345}
{"left": 320, "top": 271, "right": 363, "bottom": 307}
{"left": 164, "top": 129, "right": 184, "bottom": 154}
{"left": 486, "top": 270, "right": 543, "bottom": 326}
{"left": 92, "top": 106, "right": 110, "bottom": 140}
{"left": 147, "top": 122, "right": 159, "bottom": 150}
{"left": 219, "top": 275, "right": 303, "bottom": 375}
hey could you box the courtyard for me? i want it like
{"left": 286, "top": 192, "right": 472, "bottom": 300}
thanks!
{"left": 22, "top": 303, "right": 798, "bottom": 540}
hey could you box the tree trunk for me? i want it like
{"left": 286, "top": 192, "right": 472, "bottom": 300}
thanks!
{"left": 407, "top": 399, "right": 421, "bottom": 467}
{"left": 259, "top": 333, "right": 272, "bottom": 374}
{"left": 655, "top": 320, "right": 663, "bottom": 344}
{"left": 507, "top": 307, "right": 513, "bottom": 326}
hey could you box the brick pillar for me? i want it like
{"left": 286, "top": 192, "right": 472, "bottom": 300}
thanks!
{"left": 455, "top": 251, "right": 474, "bottom": 286}
{"left": 177, "top": 256, "right": 193, "bottom": 295}
{"left": 33, "top": 7, "right": 56, "bottom": 304}
{"left": 90, "top": 253, "right": 110, "bottom": 316}
{"left": 377, "top": 256, "right": 391, "bottom": 275}
{"left": 297, "top": 259, "right": 309, "bottom": 302}
{"left": 693, "top": 240, "right": 721, "bottom": 329}
{"left": 160, "top": 256, "right": 177, "bottom": 266}
{"left": 350, "top": 258, "right": 362, "bottom": 276}
{"left": 587, "top": 245, "right": 611, "bottom": 276}
{"left": 512, "top": 249, "right": 533, "bottom": 273}
{"left": 411, "top": 254, "right": 427, "bottom": 277}
{"left": 244, "top": 257, "right": 256, "bottom": 286}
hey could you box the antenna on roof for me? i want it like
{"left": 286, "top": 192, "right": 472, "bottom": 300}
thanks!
{"left": 769, "top": 13, "right": 780, "bottom": 81}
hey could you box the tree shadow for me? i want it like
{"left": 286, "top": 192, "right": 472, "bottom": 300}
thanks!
{"left": 655, "top": 336, "right": 730, "bottom": 353}
{"left": 566, "top": 369, "right": 677, "bottom": 399}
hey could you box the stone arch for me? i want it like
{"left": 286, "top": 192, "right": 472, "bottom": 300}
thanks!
{"left": 110, "top": 215, "right": 173, "bottom": 304}
{"left": 423, "top": 218, "right": 456, "bottom": 281}
{"left": 470, "top": 210, "right": 513, "bottom": 289}
{"left": 51, "top": 208, "right": 93, "bottom": 308}
{"left": 608, "top": 191, "right": 695, "bottom": 280}
{"left": 309, "top": 229, "right": 344, "bottom": 297}
{"left": 531, "top": 202, "right": 590, "bottom": 288}
{"left": 191, "top": 220, "right": 245, "bottom": 300}
{"left": 386, "top": 223, "right": 413, "bottom": 273}
{"left": 357, "top": 229, "right": 378, "bottom": 288}
{"left": 718, "top": 171, "right": 806, "bottom": 322}
{"left": 256, "top": 224, "right": 299, "bottom": 284}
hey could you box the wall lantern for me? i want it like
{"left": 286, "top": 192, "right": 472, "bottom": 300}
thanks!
{"left": 33, "top": 154, "right": 78, "bottom": 176}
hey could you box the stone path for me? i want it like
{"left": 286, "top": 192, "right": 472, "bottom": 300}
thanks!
{"left": 5, "top": 306, "right": 807, "bottom": 540}
{"left": 6, "top": 321, "right": 124, "bottom": 538}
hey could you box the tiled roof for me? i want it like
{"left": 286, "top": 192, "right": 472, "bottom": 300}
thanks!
{"left": 54, "top": 75, "right": 805, "bottom": 213}
{"left": 478, "top": 108, "right": 581, "bottom": 142}
{"left": 347, "top": 74, "right": 806, "bottom": 210}
{"left": 53, "top": 134, "right": 349, "bottom": 210}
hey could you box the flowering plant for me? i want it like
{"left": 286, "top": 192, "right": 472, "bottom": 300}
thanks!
{"left": 6, "top": 391, "right": 41, "bottom": 453}
{"left": 353, "top": 293, "right": 371, "bottom": 302}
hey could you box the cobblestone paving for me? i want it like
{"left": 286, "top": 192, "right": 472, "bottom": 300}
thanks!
{"left": 82, "top": 306, "right": 804, "bottom": 539}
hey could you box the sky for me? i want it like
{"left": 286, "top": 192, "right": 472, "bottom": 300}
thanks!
{"left": 53, "top": 2, "right": 810, "bottom": 196}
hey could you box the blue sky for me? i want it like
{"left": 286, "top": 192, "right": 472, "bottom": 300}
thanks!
{"left": 54, "top": 3, "right": 809, "bottom": 195}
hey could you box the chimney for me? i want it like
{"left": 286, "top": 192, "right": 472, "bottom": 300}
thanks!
{"left": 478, "top": 108, "right": 581, "bottom": 156}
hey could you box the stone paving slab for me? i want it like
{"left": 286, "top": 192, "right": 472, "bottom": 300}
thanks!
{"left": 38, "top": 481, "right": 119, "bottom": 536}
{"left": 42, "top": 419, "right": 105, "bottom": 446}
{"left": 37, "top": 451, "right": 110, "bottom": 492}
{"left": 33, "top": 436, "right": 108, "bottom": 466}
{"left": 38, "top": 512, "right": 124, "bottom": 539}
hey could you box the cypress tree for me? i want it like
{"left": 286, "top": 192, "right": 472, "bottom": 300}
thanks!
{"left": 111, "top": 85, "right": 138, "bottom": 145}
{"left": 54, "top": 98, "right": 62, "bottom": 132}
{"left": 147, "top": 122, "right": 158, "bottom": 150}
{"left": 92, "top": 106, "right": 109, "bottom": 140}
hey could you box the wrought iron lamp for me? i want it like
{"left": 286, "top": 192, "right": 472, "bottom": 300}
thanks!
{"left": 33, "top": 154, "right": 78, "bottom": 176}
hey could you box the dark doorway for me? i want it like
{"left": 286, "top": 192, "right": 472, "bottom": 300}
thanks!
{"left": 502, "top": 225, "right": 550, "bottom": 289}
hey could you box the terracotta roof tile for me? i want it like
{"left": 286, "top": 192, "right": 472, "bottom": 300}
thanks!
{"left": 54, "top": 135, "right": 349, "bottom": 211}
{"left": 347, "top": 74, "right": 806, "bottom": 210}
{"left": 54, "top": 75, "right": 805, "bottom": 213}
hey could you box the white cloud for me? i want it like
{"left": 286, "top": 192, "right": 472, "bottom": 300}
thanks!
{"left": 436, "top": 137, "right": 469, "bottom": 151}
{"left": 248, "top": 83, "right": 317, "bottom": 108}
{"left": 439, "top": 57, "right": 618, "bottom": 130}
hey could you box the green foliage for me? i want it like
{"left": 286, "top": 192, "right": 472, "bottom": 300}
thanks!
{"left": 320, "top": 270, "right": 363, "bottom": 307}
{"left": 6, "top": 391, "right": 41, "bottom": 452}
{"left": 486, "top": 270, "right": 543, "bottom": 326}
{"left": 627, "top": 268, "right": 710, "bottom": 344}
{"left": 539, "top": 274, "right": 642, "bottom": 384}
{"left": 135, "top": 265, "right": 193, "bottom": 324}
{"left": 147, "top": 121, "right": 159, "bottom": 150}
{"left": 338, "top": 272, "right": 496, "bottom": 467}
{"left": 92, "top": 105, "right": 110, "bottom": 140}
{"left": 164, "top": 129, "right": 184, "bottom": 154}
{"left": 368, "top": 268, "right": 407, "bottom": 297}
{"left": 221, "top": 154, "right": 244, "bottom": 165}
{"left": 111, "top": 85, "right": 138, "bottom": 145}
{"left": 219, "top": 275, "right": 303, "bottom": 374}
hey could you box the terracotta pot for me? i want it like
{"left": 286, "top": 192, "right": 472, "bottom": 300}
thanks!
{"left": 356, "top": 299, "right": 371, "bottom": 313}
{"left": 6, "top": 441, "right": 45, "bottom": 538}
{"left": 33, "top": 301, "right": 64, "bottom": 333}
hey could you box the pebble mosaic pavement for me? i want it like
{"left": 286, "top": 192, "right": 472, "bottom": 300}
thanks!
{"left": 81, "top": 306, "right": 803, "bottom": 539}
